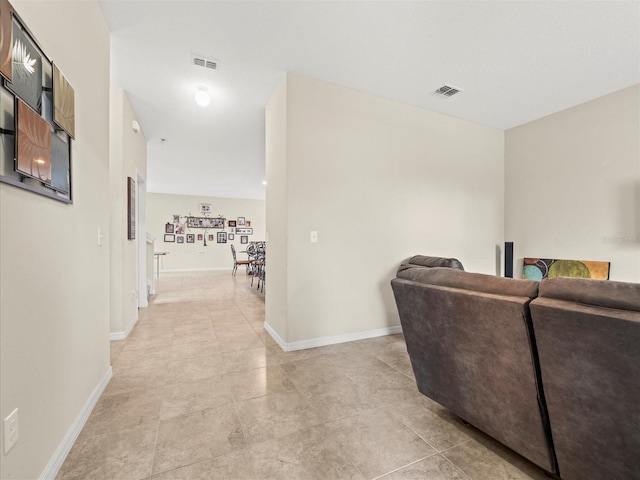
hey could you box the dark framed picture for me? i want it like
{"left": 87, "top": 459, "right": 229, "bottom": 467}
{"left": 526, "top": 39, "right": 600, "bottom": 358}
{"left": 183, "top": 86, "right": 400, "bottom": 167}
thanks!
{"left": 237, "top": 217, "right": 245, "bottom": 226}
{"left": 186, "top": 234, "right": 195, "bottom": 243}
{"left": 16, "top": 98, "right": 51, "bottom": 183}
{"left": 186, "top": 216, "right": 224, "bottom": 229}
{"left": 5, "top": 17, "right": 44, "bottom": 114}
{"left": 127, "top": 177, "right": 135, "bottom": 239}
{"left": 235, "top": 227, "right": 253, "bottom": 235}
{"left": 200, "top": 203, "right": 211, "bottom": 214}
{"left": 241, "top": 236, "right": 248, "bottom": 244}
{"left": 176, "top": 236, "right": 184, "bottom": 244}
{"left": 217, "top": 232, "right": 227, "bottom": 243}
{"left": 172, "top": 214, "right": 180, "bottom": 223}
{"left": 228, "top": 233, "right": 234, "bottom": 241}
{"left": 197, "top": 234, "right": 203, "bottom": 241}
{"left": 208, "top": 234, "right": 214, "bottom": 241}
{"left": 228, "top": 220, "right": 236, "bottom": 227}
{"left": 165, "top": 223, "right": 174, "bottom": 234}
{"left": 164, "top": 234, "right": 175, "bottom": 242}
{"left": 52, "top": 63, "right": 75, "bottom": 138}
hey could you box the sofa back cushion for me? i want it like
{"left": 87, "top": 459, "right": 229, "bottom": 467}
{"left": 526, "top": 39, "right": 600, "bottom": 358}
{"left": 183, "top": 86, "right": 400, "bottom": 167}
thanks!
{"left": 396, "top": 266, "right": 539, "bottom": 298}
{"left": 531, "top": 278, "right": 640, "bottom": 480}
{"left": 406, "top": 255, "right": 465, "bottom": 271}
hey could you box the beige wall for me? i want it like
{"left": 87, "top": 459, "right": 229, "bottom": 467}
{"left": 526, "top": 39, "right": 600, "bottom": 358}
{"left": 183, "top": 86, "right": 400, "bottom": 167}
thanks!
{"left": 0, "top": 1, "right": 111, "bottom": 478}
{"left": 147, "top": 192, "right": 265, "bottom": 271}
{"left": 505, "top": 85, "right": 640, "bottom": 282}
{"left": 266, "top": 73, "right": 505, "bottom": 346}
{"left": 109, "top": 88, "right": 147, "bottom": 335}
{"left": 265, "top": 75, "right": 288, "bottom": 338}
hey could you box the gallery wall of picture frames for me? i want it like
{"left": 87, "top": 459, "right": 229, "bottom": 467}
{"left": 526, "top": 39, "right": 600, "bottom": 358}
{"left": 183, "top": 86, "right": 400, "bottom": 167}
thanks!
{"left": 0, "top": 0, "right": 75, "bottom": 203}
{"left": 164, "top": 204, "right": 255, "bottom": 247}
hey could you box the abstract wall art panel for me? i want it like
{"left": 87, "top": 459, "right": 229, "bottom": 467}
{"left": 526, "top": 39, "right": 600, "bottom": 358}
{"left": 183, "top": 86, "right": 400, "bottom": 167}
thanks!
{"left": 52, "top": 63, "right": 74, "bottom": 137}
{"left": 50, "top": 131, "right": 70, "bottom": 194}
{"left": 6, "top": 18, "right": 42, "bottom": 113}
{"left": 0, "top": 0, "right": 13, "bottom": 81}
{"left": 16, "top": 97, "right": 51, "bottom": 183}
{"left": 523, "top": 258, "right": 610, "bottom": 281}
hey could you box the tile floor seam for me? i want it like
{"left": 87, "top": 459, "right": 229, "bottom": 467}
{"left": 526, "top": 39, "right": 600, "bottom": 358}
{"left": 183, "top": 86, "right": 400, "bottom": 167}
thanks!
{"left": 438, "top": 447, "right": 476, "bottom": 480}
{"left": 369, "top": 452, "right": 439, "bottom": 480}
{"left": 384, "top": 405, "right": 442, "bottom": 453}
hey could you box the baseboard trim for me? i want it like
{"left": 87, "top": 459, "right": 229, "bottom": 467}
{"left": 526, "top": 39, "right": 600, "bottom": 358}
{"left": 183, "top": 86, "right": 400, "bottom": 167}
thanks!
{"left": 109, "top": 313, "right": 138, "bottom": 341}
{"left": 40, "top": 367, "right": 112, "bottom": 480}
{"left": 264, "top": 322, "right": 403, "bottom": 352}
{"left": 161, "top": 267, "right": 233, "bottom": 273}
{"left": 264, "top": 321, "right": 287, "bottom": 351}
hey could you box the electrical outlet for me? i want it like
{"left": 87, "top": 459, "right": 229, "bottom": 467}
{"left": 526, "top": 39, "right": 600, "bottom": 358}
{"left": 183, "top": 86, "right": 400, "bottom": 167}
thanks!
{"left": 97, "top": 228, "right": 104, "bottom": 246}
{"left": 310, "top": 231, "right": 318, "bottom": 243}
{"left": 197, "top": 251, "right": 206, "bottom": 256}
{"left": 4, "top": 408, "right": 18, "bottom": 454}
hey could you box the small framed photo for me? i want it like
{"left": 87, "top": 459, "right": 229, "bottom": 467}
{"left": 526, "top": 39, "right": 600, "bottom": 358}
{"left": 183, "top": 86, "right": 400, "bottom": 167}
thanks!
{"left": 186, "top": 234, "right": 195, "bottom": 243}
{"left": 217, "top": 232, "right": 227, "bottom": 243}
{"left": 200, "top": 203, "right": 212, "bottom": 214}
{"left": 177, "top": 236, "right": 184, "bottom": 244}
{"left": 173, "top": 214, "right": 180, "bottom": 224}
{"left": 164, "top": 234, "right": 175, "bottom": 242}
{"left": 176, "top": 225, "right": 185, "bottom": 234}
{"left": 165, "top": 223, "right": 174, "bottom": 234}
{"left": 237, "top": 217, "right": 246, "bottom": 226}
{"left": 246, "top": 220, "right": 251, "bottom": 227}
{"left": 208, "top": 234, "right": 214, "bottom": 241}
{"left": 228, "top": 220, "right": 237, "bottom": 227}
{"left": 241, "top": 236, "right": 248, "bottom": 244}
{"left": 228, "top": 233, "right": 235, "bottom": 241}
{"left": 197, "top": 234, "right": 203, "bottom": 241}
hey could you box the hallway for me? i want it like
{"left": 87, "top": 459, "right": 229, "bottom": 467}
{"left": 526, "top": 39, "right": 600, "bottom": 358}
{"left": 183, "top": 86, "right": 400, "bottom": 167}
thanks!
{"left": 56, "top": 271, "right": 547, "bottom": 480}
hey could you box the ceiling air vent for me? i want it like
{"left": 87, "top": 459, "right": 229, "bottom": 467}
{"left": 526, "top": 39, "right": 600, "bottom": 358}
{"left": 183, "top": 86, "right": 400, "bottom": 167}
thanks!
{"left": 434, "top": 85, "right": 462, "bottom": 97}
{"left": 191, "top": 55, "right": 218, "bottom": 71}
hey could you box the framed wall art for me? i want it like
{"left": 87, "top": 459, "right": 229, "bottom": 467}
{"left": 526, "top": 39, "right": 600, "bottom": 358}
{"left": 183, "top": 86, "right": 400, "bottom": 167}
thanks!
{"left": 176, "top": 236, "right": 184, "bottom": 244}
{"left": 228, "top": 220, "right": 236, "bottom": 227}
{"left": 186, "top": 234, "right": 195, "bottom": 243}
{"left": 208, "top": 234, "right": 214, "bottom": 241}
{"left": 0, "top": 0, "right": 13, "bottom": 81}
{"left": 197, "top": 234, "right": 203, "bottom": 241}
{"left": 246, "top": 220, "right": 251, "bottom": 227}
{"left": 228, "top": 233, "right": 234, "bottom": 241}
{"left": 127, "top": 177, "right": 135, "bottom": 240}
{"left": 186, "top": 216, "right": 224, "bottom": 229}
{"left": 217, "top": 232, "right": 227, "bottom": 243}
{"left": 52, "top": 62, "right": 75, "bottom": 138}
{"left": 523, "top": 258, "right": 610, "bottom": 281}
{"left": 165, "top": 223, "right": 174, "bottom": 234}
{"left": 241, "top": 236, "right": 248, "bottom": 244}
{"left": 237, "top": 217, "right": 245, "bottom": 226}
{"left": 50, "top": 132, "right": 71, "bottom": 194}
{"left": 5, "top": 17, "right": 44, "bottom": 114}
{"left": 235, "top": 227, "right": 252, "bottom": 235}
{"left": 200, "top": 203, "right": 211, "bottom": 214}
{"left": 164, "top": 234, "right": 175, "bottom": 242}
{"left": 16, "top": 97, "right": 51, "bottom": 183}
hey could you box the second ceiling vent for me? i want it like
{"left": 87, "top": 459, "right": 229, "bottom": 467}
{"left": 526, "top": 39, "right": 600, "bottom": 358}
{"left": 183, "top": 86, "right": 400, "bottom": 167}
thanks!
{"left": 192, "top": 55, "right": 218, "bottom": 71}
{"left": 434, "top": 85, "right": 462, "bottom": 97}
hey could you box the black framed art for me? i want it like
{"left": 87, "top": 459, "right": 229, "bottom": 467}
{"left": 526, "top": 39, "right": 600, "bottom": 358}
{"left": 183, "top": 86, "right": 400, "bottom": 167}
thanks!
{"left": 164, "top": 234, "right": 175, "bottom": 242}
{"left": 127, "top": 177, "right": 135, "bottom": 240}
{"left": 5, "top": 17, "right": 43, "bottom": 114}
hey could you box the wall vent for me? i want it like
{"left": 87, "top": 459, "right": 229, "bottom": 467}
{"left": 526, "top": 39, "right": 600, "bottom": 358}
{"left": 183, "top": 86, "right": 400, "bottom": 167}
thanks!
{"left": 192, "top": 55, "right": 218, "bottom": 70}
{"left": 434, "top": 85, "right": 462, "bottom": 97}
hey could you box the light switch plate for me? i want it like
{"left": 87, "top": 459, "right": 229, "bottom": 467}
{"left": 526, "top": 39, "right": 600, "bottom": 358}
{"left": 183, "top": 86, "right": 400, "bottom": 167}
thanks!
{"left": 310, "top": 231, "right": 318, "bottom": 243}
{"left": 4, "top": 408, "right": 18, "bottom": 454}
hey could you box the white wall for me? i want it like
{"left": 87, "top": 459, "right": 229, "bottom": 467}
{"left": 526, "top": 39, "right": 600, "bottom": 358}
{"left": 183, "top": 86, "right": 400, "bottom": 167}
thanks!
{"left": 0, "top": 1, "right": 111, "bottom": 479}
{"left": 146, "top": 192, "right": 265, "bottom": 272}
{"left": 109, "top": 88, "right": 147, "bottom": 336}
{"left": 505, "top": 85, "right": 640, "bottom": 282}
{"left": 266, "top": 73, "right": 505, "bottom": 346}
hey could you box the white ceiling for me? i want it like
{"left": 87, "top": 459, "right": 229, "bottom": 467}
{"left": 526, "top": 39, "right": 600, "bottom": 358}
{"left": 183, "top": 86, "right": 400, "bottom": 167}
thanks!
{"left": 99, "top": 1, "right": 640, "bottom": 200}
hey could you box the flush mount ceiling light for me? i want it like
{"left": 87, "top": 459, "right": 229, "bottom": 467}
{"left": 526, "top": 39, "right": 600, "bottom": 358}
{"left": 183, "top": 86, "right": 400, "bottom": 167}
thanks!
{"left": 194, "top": 86, "right": 210, "bottom": 107}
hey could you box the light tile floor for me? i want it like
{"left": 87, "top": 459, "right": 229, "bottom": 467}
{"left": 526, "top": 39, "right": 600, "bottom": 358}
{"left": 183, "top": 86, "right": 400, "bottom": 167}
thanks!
{"left": 56, "top": 271, "right": 549, "bottom": 480}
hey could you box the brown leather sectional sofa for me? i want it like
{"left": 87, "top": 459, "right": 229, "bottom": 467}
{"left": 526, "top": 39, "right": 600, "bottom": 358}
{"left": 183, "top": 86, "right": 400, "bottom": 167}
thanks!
{"left": 391, "top": 256, "right": 640, "bottom": 480}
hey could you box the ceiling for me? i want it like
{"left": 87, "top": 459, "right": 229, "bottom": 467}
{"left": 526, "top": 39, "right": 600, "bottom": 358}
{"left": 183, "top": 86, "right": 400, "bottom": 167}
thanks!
{"left": 99, "top": 1, "right": 640, "bottom": 200}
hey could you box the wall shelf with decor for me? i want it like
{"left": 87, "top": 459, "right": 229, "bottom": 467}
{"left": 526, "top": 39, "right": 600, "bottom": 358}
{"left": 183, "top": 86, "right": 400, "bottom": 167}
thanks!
{"left": 0, "top": 0, "right": 75, "bottom": 203}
